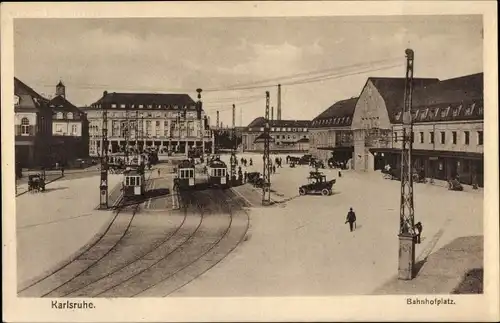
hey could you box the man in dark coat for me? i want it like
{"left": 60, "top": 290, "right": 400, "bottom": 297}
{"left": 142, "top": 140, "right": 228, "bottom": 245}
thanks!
{"left": 414, "top": 222, "right": 423, "bottom": 244}
{"left": 345, "top": 207, "right": 356, "bottom": 232}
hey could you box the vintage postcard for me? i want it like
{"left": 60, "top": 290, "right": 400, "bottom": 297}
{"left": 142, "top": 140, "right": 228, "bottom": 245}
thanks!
{"left": 2, "top": 1, "right": 498, "bottom": 322}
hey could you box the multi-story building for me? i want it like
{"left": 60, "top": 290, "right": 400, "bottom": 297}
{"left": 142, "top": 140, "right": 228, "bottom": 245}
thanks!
{"left": 83, "top": 91, "right": 214, "bottom": 157}
{"left": 48, "top": 81, "right": 90, "bottom": 163}
{"left": 309, "top": 97, "right": 357, "bottom": 165}
{"left": 14, "top": 77, "right": 53, "bottom": 168}
{"left": 370, "top": 73, "right": 484, "bottom": 186}
{"left": 241, "top": 117, "right": 310, "bottom": 152}
{"left": 351, "top": 76, "right": 440, "bottom": 172}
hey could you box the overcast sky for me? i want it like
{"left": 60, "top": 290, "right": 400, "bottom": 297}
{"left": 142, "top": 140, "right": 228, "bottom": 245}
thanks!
{"left": 14, "top": 16, "right": 482, "bottom": 127}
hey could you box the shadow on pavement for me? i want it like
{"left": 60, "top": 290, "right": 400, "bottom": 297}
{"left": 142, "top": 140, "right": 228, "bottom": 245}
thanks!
{"left": 452, "top": 268, "right": 483, "bottom": 294}
{"left": 41, "top": 187, "right": 69, "bottom": 193}
{"left": 371, "top": 235, "right": 483, "bottom": 295}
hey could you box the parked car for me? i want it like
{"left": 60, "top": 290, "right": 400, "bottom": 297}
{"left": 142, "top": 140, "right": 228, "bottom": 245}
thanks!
{"left": 299, "top": 171, "right": 336, "bottom": 196}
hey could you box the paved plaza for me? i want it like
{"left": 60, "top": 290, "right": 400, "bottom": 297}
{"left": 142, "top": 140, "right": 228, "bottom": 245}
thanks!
{"left": 15, "top": 153, "right": 483, "bottom": 296}
{"left": 171, "top": 153, "right": 483, "bottom": 296}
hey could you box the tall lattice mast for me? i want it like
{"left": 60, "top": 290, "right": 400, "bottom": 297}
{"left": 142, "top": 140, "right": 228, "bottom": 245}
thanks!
{"left": 262, "top": 91, "right": 271, "bottom": 205}
{"left": 99, "top": 91, "right": 109, "bottom": 209}
{"left": 230, "top": 104, "right": 236, "bottom": 183}
{"left": 400, "top": 48, "right": 415, "bottom": 235}
{"left": 398, "top": 48, "right": 416, "bottom": 280}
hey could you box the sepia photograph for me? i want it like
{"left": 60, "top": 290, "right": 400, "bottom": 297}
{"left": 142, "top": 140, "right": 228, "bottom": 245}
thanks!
{"left": 2, "top": 1, "right": 498, "bottom": 322}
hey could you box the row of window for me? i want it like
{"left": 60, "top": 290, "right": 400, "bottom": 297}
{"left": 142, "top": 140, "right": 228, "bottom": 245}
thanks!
{"left": 54, "top": 124, "right": 78, "bottom": 134}
{"left": 92, "top": 103, "right": 195, "bottom": 110}
{"left": 249, "top": 127, "right": 308, "bottom": 132}
{"left": 55, "top": 112, "right": 77, "bottom": 120}
{"left": 90, "top": 111, "right": 200, "bottom": 119}
{"left": 394, "top": 102, "right": 483, "bottom": 122}
{"left": 270, "top": 134, "right": 308, "bottom": 140}
{"left": 394, "top": 130, "right": 484, "bottom": 146}
{"left": 311, "top": 116, "right": 351, "bottom": 127}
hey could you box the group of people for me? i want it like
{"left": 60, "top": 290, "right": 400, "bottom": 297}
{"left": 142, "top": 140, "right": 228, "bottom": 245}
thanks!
{"left": 237, "top": 157, "right": 253, "bottom": 167}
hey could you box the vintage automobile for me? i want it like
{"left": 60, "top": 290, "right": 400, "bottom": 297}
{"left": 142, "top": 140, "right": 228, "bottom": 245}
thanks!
{"left": 247, "top": 172, "right": 266, "bottom": 188}
{"left": 298, "top": 171, "right": 336, "bottom": 196}
{"left": 448, "top": 178, "right": 464, "bottom": 191}
{"left": 28, "top": 174, "right": 46, "bottom": 192}
{"left": 384, "top": 167, "right": 425, "bottom": 182}
{"left": 310, "top": 158, "right": 325, "bottom": 169}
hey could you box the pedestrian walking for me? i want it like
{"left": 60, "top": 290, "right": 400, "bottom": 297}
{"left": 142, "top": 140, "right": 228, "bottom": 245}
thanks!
{"left": 61, "top": 166, "right": 65, "bottom": 177}
{"left": 244, "top": 171, "right": 247, "bottom": 183}
{"left": 157, "top": 169, "right": 161, "bottom": 177}
{"left": 414, "top": 222, "right": 423, "bottom": 244}
{"left": 338, "top": 170, "right": 342, "bottom": 178}
{"left": 272, "top": 165, "right": 276, "bottom": 174}
{"left": 249, "top": 158, "right": 253, "bottom": 166}
{"left": 345, "top": 207, "right": 356, "bottom": 232}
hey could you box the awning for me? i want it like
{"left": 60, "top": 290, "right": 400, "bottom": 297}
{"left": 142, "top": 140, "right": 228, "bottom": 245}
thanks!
{"left": 369, "top": 148, "right": 483, "bottom": 160}
{"left": 254, "top": 133, "right": 275, "bottom": 143}
{"left": 317, "top": 146, "right": 353, "bottom": 151}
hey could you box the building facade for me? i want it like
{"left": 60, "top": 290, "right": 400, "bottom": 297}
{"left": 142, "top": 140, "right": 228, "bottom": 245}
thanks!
{"left": 84, "top": 91, "right": 214, "bottom": 157}
{"left": 14, "top": 77, "right": 53, "bottom": 168}
{"left": 48, "top": 81, "right": 90, "bottom": 163}
{"left": 351, "top": 77, "right": 440, "bottom": 172}
{"left": 371, "top": 73, "right": 484, "bottom": 186}
{"left": 241, "top": 118, "right": 310, "bottom": 153}
{"left": 309, "top": 97, "right": 357, "bottom": 165}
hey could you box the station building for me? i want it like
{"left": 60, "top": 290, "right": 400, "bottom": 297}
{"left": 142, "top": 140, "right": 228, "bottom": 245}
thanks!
{"left": 83, "top": 91, "right": 214, "bottom": 157}
{"left": 241, "top": 117, "right": 310, "bottom": 153}
{"left": 369, "top": 73, "right": 484, "bottom": 187}
{"left": 308, "top": 97, "right": 357, "bottom": 166}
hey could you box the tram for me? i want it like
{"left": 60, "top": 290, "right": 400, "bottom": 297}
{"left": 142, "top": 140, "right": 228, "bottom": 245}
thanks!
{"left": 207, "top": 159, "right": 229, "bottom": 188}
{"left": 174, "top": 159, "right": 196, "bottom": 190}
{"left": 122, "top": 167, "right": 146, "bottom": 199}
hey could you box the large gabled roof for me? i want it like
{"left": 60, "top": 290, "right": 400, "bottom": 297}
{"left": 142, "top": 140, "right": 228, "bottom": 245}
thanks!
{"left": 246, "top": 117, "right": 310, "bottom": 129}
{"left": 49, "top": 95, "right": 83, "bottom": 115}
{"left": 91, "top": 92, "right": 196, "bottom": 109}
{"left": 368, "top": 77, "right": 440, "bottom": 123}
{"left": 311, "top": 97, "right": 358, "bottom": 128}
{"left": 14, "top": 77, "right": 49, "bottom": 112}
{"left": 392, "top": 73, "right": 484, "bottom": 124}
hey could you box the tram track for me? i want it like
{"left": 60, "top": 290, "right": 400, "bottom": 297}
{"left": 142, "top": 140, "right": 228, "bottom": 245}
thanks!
{"left": 19, "top": 182, "right": 250, "bottom": 298}
{"left": 146, "top": 189, "right": 250, "bottom": 297}
{"left": 63, "top": 190, "right": 203, "bottom": 297}
{"left": 17, "top": 172, "right": 154, "bottom": 297}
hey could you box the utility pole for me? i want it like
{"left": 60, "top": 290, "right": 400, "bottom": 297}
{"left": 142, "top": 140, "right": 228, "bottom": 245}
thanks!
{"left": 99, "top": 91, "right": 109, "bottom": 209}
{"left": 135, "top": 109, "right": 139, "bottom": 158}
{"left": 230, "top": 104, "right": 236, "bottom": 184}
{"left": 271, "top": 106, "right": 274, "bottom": 122}
{"left": 216, "top": 110, "right": 220, "bottom": 129}
{"left": 125, "top": 103, "right": 130, "bottom": 165}
{"left": 262, "top": 91, "right": 271, "bottom": 205}
{"left": 398, "top": 48, "right": 416, "bottom": 280}
{"left": 196, "top": 88, "right": 204, "bottom": 159}
{"left": 277, "top": 84, "right": 282, "bottom": 120}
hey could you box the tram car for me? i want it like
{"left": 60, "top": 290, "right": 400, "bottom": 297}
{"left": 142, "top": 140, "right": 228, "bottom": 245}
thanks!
{"left": 174, "top": 159, "right": 196, "bottom": 190}
{"left": 207, "top": 159, "right": 229, "bottom": 188}
{"left": 122, "top": 167, "right": 146, "bottom": 199}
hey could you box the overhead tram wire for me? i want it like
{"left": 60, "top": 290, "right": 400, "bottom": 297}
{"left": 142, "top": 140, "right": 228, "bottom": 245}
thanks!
{"left": 203, "top": 57, "right": 402, "bottom": 92}
{"left": 26, "top": 57, "right": 402, "bottom": 95}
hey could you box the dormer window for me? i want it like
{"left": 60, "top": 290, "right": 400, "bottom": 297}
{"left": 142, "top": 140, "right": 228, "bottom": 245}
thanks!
{"left": 174, "top": 105, "right": 179, "bottom": 110}
{"left": 67, "top": 112, "right": 73, "bottom": 119}
{"left": 440, "top": 106, "right": 450, "bottom": 118}
{"left": 111, "top": 104, "right": 117, "bottom": 108}
{"left": 147, "top": 105, "right": 152, "bottom": 109}
{"left": 395, "top": 112, "right": 402, "bottom": 121}
{"left": 120, "top": 104, "right": 126, "bottom": 109}
{"left": 420, "top": 108, "right": 428, "bottom": 120}
{"left": 452, "top": 105, "right": 462, "bottom": 117}
{"left": 139, "top": 104, "right": 143, "bottom": 109}
{"left": 412, "top": 110, "right": 419, "bottom": 120}
{"left": 57, "top": 112, "right": 63, "bottom": 119}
